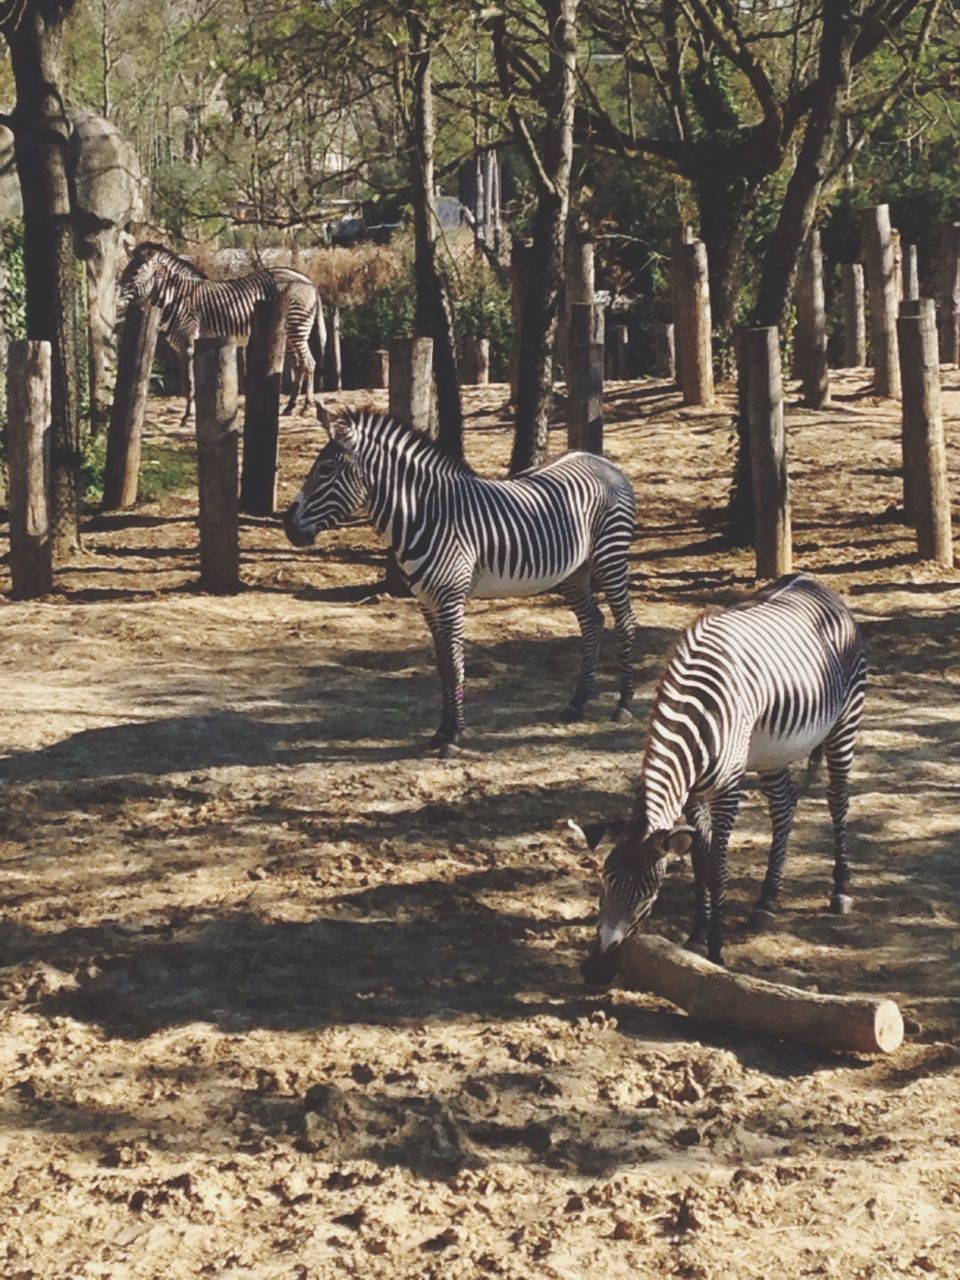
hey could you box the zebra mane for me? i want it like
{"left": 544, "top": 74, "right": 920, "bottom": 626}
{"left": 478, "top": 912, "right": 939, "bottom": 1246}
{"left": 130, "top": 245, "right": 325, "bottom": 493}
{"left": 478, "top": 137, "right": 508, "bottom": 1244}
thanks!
{"left": 346, "top": 410, "right": 475, "bottom": 477}
{"left": 134, "top": 241, "right": 208, "bottom": 279}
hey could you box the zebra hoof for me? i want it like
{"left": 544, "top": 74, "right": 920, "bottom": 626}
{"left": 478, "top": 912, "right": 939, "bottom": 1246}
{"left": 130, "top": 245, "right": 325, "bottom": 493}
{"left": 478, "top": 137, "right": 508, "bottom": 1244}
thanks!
{"left": 683, "top": 937, "right": 709, "bottom": 957}
{"left": 611, "top": 705, "right": 633, "bottom": 724}
{"left": 560, "top": 704, "right": 587, "bottom": 723}
{"left": 747, "top": 907, "right": 778, "bottom": 932}
{"left": 830, "top": 894, "right": 854, "bottom": 915}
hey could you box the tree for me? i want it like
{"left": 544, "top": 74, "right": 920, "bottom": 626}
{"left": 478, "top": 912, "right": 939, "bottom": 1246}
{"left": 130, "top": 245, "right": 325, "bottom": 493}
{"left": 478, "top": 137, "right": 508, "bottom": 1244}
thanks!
{"left": 2, "top": 0, "right": 82, "bottom": 560}
{"left": 490, "top": 0, "right": 578, "bottom": 473}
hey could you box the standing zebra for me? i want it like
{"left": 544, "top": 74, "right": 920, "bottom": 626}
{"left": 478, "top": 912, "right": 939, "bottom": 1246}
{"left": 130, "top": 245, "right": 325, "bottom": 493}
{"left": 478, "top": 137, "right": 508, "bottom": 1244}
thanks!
{"left": 118, "top": 242, "right": 325, "bottom": 425}
{"left": 284, "top": 410, "right": 638, "bottom": 752}
{"left": 581, "top": 574, "right": 867, "bottom": 980}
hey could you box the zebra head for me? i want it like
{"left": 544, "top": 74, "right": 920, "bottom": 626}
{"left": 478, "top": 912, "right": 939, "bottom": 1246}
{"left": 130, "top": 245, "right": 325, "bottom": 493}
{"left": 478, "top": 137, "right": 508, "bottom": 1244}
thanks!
{"left": 283, "top": 428, "right": 367, "bottom": 547}
{"left": 118, "top": 242, "right": 164, "bottom": 305}
{"left": 579, "top": 805, "right": 694, "bottom": 987}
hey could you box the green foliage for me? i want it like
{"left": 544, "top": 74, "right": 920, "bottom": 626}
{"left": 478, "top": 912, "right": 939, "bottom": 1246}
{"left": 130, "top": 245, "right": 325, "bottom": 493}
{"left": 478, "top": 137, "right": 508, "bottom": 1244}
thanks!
{"left": 80, "top": 434, "right": 197, "bottom": 510}
{"left": 451, "top": 258, "right": 512, "bottom": 381}
{"left": 338, "top": 262, "right": 416, "bottom": 385}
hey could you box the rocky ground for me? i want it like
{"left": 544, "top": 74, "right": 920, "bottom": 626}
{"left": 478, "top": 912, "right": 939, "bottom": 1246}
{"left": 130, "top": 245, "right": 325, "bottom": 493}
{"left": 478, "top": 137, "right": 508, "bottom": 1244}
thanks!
{"left": 0, "top": 368, "right": 958, "bottom": 1279}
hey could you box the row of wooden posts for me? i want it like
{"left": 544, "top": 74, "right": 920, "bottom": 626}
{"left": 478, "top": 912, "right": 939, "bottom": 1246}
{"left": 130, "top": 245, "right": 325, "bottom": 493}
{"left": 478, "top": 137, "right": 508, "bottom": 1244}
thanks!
{"left": 6, "top": 207, "right": 956, "bottom": 597}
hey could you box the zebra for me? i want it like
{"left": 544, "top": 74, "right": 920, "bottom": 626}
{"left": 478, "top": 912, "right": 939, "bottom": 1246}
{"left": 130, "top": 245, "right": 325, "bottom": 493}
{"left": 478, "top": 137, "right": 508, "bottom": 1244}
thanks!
{"left": 118, "top": 242, "right": 326, "bottom": 425}
{"left": 580, "top": 573, "right": 867, "bottom": 981}
{"left": 283, "top": 409, "right": 638, "bottom": 752}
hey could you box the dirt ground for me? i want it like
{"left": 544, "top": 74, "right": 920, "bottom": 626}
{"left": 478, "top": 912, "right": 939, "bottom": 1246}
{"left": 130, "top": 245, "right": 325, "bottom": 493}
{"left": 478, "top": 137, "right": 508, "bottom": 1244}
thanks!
{"left": 1, "top": 367, "right": 959, "bottom": 1280}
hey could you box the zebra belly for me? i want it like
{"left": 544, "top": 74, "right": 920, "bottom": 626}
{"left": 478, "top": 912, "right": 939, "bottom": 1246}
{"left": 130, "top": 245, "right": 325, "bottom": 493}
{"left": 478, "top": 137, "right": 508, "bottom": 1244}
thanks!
{"left": 745, "top": 717, "right": 831, "bottom": 771}
{"left": 470, "top": 565, "right": 578, "bottom": 599}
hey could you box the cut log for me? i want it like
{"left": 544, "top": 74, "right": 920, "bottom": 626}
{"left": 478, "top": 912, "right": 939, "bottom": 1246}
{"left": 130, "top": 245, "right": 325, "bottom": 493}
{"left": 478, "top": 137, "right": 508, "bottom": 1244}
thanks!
{"left": 613, "top": 932, "right": 904, "bottom": 1055}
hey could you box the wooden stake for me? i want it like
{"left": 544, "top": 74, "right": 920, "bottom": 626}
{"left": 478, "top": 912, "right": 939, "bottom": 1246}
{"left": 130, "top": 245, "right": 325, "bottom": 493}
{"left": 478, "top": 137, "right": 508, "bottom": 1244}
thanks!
{"left": 567, "top": 302, "right": 604, "bottom": 454}
{"left": 325, "top": 305, "right": 342, "bottom": 391}
{"left": 563, "top": 230, "right": 594, "bottom": 374}
{"left": 369, "top": 348, "right": 389, "bottom": 389}
{"left": 102, "top": 301, "right": 161, "bottom": 511}
{"left": 464, "top": 337, "right": 490, "bottom": 385}
{"left": 195, "top": 337, "right": 240, "bottom": 594}
{"left": 860, "top": 205, "right": 901, "bottom": 398}
{"left": 670, "top": 224, "right": 693, "bottom": 391}
{"left": 240, "top": 297, "right": 285, "bottom": 517}
{"left": 612, "top": 933, "right": 904, "bottom": 1055}
{"left": 841, "top": 264, "right": 866, "bottom": 367}
{"left": 743, "top": 325, "right": 792, "bottom": 579}
{"left": 897, "top": 298, "right": 954, "bottom": 566}
{"left": 794, "top": 230, "right": 830, "bottom": 407}
{"left": 655, "top": 323, "right": 676, "bottom": 381}
{"left": 903, "top": 244, "right": 919, "bottom": 303}
{"left": 6, "top": 340, "right": 53, "bottom": 598}
{"left": 610, "top": 324, "right": 629, "bottom": 379}
{"left": 680, "top": 241, "right": 714, "bottom": 406}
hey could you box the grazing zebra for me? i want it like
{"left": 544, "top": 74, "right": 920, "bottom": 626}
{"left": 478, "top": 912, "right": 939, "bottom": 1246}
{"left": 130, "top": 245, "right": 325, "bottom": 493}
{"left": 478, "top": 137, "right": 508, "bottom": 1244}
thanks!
{"left": 580, "top": 573, "right": 867, "bottom": 980}
{"left": 283, "top": 410, "right": 638, "bottom": 752}
{"left": 118, "top": 242, "right": 325, "bottom": 424}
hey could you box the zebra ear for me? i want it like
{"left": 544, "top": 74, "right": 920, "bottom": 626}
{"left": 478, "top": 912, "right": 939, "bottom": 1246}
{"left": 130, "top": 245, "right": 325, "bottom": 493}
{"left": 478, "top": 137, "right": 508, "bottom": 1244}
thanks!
{"left": 662, "top": 825, "right": 695, "bottom": 858}
{"left": 329, "top": 415, "right": 360, "bottom": 457}
{"left": 566, "top": 818, "right": 625, "bottom": 852}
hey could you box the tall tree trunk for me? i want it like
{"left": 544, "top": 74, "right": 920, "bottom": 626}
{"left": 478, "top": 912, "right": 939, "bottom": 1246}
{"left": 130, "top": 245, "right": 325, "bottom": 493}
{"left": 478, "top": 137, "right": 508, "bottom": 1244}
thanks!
{"left": 502, "top": 0, "right": 577, "bottom": 475}
{"left": 6, "top": 0, "right": 81, "bottom": 561}
{"left": 692, "top": 165, "right": 748, "bottom": 361}
{"left": 407, "top": 11, "right": 463, "bottom": 462}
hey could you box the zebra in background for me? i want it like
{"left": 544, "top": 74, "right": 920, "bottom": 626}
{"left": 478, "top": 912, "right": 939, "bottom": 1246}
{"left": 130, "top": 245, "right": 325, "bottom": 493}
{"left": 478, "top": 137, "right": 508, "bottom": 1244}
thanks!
{"left": 580, "top": 574, "right": 867, "bottom": 980}
{"left": 284, "top": 410, "right": 638, "bottom": 753}
{"left": 118, "top": 242, "right": 326, "bottom": 424}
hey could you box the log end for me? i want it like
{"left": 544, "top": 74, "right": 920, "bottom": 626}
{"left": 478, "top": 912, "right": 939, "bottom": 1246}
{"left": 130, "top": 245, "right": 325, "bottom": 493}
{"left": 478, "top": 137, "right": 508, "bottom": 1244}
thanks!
{"left": 873, "top": 999, "right": 905, "bottom": 1055}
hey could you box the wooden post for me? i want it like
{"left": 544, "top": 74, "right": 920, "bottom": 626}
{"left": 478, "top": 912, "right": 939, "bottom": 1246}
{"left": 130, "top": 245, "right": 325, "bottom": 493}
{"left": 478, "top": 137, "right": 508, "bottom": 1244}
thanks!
{"left": 860, "top": 205, "right": 901, "bottom": 398}
{"left": 655, "top": 323, "right": 676, "bottom": 380}
{"left": 897, "top": 299, "right": 954, "bottom": 566}
{"left": 239, "top": 297, "right": 285, "bottom": 517}
{"left": 368, "top": 348, "right": 389, "bottom": 389}
{"left": 891, "top": 227, "right": 903, "bottom": 302}
{"left": 670, "top": 224, "right": 693, "bottom": 390}
{"left": 680, "top": 240, "right": 714, "bottom": 406}
{"left": 841, "top": 264, "right": 866, "bottom": 367}
{"left": 389, "top": 336, "right": 435, "bottom": 433}
{"left": 743, "top": 325, "right": 791, "bottom": 579}
{"left": 610, "top": 324, "right": 629, "bottom": 379}
{"left": 939, "top": 222, "right": 960, "bottom": 366}
{"left": 567, "top": 302, "right": 604, "bottom": 454}
{"left": 903, "top": 244, "right": 919, "bottom": 303}
{"left": 794, "top": 230, "right": 830, "bottom": 408}
{"left": 325, "top": 305, "right": 342, "bottom": 391}
{"left": 101, "top": 301, "right": 161, "bottom": 511}
{"left": 194, "top": 337, "right": 240, "bottom": 594}
{"left": 564, "top": 231, "right": 594, "bottom": 373}
{"left": 464, "top": 337, "right": 490, "bottom": 385}
{"left": 509, "top": 238, "right": 532, "bottom": 405}
{"left": 6, "top": 340, "right": 53, "bottom": 598}
{"left": 608, "top": 933, "right": 904, "bottom": 1055}
{"left": 386, "top": 335, "right": 434, "bottom": 596}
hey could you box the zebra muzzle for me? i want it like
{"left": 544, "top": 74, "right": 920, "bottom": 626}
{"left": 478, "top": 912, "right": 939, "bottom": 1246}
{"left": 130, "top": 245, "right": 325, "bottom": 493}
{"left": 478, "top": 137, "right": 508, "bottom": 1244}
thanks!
{"left": 581, "top": 937, "right": 622, "bottom": 989}
{"left": 282, "top": 504, "right": 316, "bottom": 547}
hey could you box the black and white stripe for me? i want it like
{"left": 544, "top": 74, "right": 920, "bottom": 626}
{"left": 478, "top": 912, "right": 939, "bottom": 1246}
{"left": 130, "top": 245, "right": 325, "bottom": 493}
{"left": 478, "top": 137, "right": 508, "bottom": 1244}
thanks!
{"left": 284, "top": 410, "right": 638, "bottom": 750}
{"left": 584, "top": 574, "right": 866, "bottom": 976}
{"left": 119, "top": 242, "right": 325, "bottom": 423}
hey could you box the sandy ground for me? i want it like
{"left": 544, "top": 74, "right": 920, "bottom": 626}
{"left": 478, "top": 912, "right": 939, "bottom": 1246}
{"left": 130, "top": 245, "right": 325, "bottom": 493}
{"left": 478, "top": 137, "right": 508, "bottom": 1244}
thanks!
{"left": 0, "top": 368, "right": 959, "bottom": 1279}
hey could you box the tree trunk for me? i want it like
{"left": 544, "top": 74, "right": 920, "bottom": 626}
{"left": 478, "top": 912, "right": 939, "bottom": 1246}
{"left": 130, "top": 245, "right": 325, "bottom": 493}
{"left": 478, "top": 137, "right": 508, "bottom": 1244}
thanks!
{"left": 503, "top": 0, "right": 577, "bottom": 475}
{"left": 407, "top": 12, "right": 463, "bottom": 462}
{"left": 7, "top": 1, "right": 82, "bottom": 561}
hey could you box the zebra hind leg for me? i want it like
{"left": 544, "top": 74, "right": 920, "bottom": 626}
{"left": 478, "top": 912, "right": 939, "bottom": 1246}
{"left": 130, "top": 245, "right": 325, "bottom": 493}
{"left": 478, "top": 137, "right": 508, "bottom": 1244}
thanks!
{"left": 595, "top": 562, "right": 637, "bottom": 722}
{"left": 558, "top": 569, "right": 603, "bottom": 721}
{"left": 824, "top": 726, "right": 857, "bottom": 915}
{"left": 683, "top": 796, "right": 712, "bottom": 954}
{"left": 748, "top": 768, "right": 797, "bottom": 931}
{"left": 420, "top": 598, "right": 467, "bottom": 755}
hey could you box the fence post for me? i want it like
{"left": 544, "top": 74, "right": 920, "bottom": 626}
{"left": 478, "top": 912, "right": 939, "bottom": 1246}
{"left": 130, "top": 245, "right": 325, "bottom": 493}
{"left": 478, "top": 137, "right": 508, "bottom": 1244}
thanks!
{"left": 564, "top": 230, "right": 594, "bottom": 373}
{"left": 464, "top": 337, "right": 490, "bottom": 385}
{"left": 841, "top": 264, "right": 866, "bottom": 367}
{"left": 6, "top": 340, "right": 53, "bottom": 598}
{"left": 670, "top": 224, "right": 693, "bottom": 390}
{"left": 240, "top": 297, "right": 285, "bottom": 517}
{"left": 325, "top": 305, "right": 342, "bottom": 391}
{"left": 794, "top": 230, "right": 830, "bottom": 407}
{"left": 743, "top": 326, "right": 792, "bottom": 579}
{"left": 897, "top": 298, "right": 954, "bottom": 566}
{"left": 903, "top": 244, "right": 919, "bottom": 303}
{"left": 655, "top": 323, "right": 676, "bottom": 380}
{"left": 567, "top": 302, "right": 604, "bottom": 454}
{"left": 195, "top": 337, "right": 240, "bottom": 593}
{"left": 386, "top": 335, "right": 435, "bottom": 596}
{"left": 891, "top": 227, "right": 903, "bottom": 302}
{"left": 102, "top": 301, "right": 161, "bottom": 511}
{"left": 368, "top": 348, "right": 389, "bottom": 389}
{"left": 680, "top": 240, "right": 714, "bottom": 405}
{"left": 860, "top": 205, "right": 901, "bottom": 398}
{"left": 939, "top": 222, "right": 960, "bottom": 366}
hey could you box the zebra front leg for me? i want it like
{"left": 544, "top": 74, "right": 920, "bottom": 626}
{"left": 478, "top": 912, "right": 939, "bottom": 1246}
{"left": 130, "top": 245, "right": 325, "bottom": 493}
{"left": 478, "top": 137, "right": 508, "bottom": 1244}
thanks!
{"left": 683, "top": 796, "right": 712, "bottom": 955}
{"left": 825, "top": 728, "right": 857, "bottom": 915}
{"left": 559, "top": 570, "right": 603, "bottom": 721}
{"left": 421, "top": 597, "right": 467, "bottom": 754}
{"left": 181, "top": 342, "right": 195, "bottom": 428}
{"left": 598, "top": 567, "right": 637, "bottom": 722}
{"left": 748, "top": 768, "right": 798, "bottom": 931}
{"left": 705, "top": 783, "right": 742, "bottom": 965}
{"left": 281, "top": 346, "right": 299, "bottom": 416}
